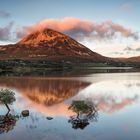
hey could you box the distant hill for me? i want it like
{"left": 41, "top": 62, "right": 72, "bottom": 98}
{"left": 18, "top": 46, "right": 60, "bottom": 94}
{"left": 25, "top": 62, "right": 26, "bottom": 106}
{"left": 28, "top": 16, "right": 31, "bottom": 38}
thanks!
{"left": 122, "top": 56, "right": 140, "bottom": 63}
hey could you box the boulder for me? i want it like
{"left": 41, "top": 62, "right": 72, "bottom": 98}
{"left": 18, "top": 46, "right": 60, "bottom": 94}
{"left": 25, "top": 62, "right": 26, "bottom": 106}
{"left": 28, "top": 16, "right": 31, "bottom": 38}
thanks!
{"left": 21, "top": 110, "right": 29, "bottom": 117}
{"left": 46, "top": 117, "right": 53, "bottom": 120}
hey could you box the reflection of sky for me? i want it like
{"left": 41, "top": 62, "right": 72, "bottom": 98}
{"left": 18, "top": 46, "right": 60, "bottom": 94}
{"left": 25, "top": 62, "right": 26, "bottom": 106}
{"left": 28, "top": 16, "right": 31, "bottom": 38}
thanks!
{"left": 1, "top": 73, "right": 140, "bottom": 140}
{"left": 75, "top": 80, "right": 140, "bottom": 113}
{"left": 1, "top": 74, "right": 140, "bottom": 116}
{"left": 19, "top": 80, "right": 140, "bottom": 116}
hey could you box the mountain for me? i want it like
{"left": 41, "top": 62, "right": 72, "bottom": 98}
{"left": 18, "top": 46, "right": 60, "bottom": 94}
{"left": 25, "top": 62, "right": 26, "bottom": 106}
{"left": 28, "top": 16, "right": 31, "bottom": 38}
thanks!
{"left": 0, "top": 28, "right": 109, "bottom": 62}
{"left": 0, "top": 28, "right": 140, "bottom": 71}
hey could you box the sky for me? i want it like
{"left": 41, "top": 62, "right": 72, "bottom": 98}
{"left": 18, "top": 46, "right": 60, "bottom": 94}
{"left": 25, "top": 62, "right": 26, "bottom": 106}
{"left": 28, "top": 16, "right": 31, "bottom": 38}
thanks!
{"left": 0, "top": 0, "right": 140, "bottom": 57}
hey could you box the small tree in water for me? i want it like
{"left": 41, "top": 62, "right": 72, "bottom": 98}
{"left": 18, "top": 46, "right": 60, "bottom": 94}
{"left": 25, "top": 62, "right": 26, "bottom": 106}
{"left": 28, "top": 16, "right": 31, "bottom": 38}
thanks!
{"left": 0, "top": 89, "right": 16, "bottom": 111}
{"left": 68, "top": 100, "right": 97, "bottom": 119}
{"left": 68, "top": 100, "right": 98, "bottom": 129}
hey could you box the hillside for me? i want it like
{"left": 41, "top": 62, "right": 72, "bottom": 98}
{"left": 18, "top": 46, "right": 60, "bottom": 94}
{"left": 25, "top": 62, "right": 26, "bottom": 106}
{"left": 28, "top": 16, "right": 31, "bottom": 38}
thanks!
{"left": 0, "top": 28, "right": 110, "bottom": 63}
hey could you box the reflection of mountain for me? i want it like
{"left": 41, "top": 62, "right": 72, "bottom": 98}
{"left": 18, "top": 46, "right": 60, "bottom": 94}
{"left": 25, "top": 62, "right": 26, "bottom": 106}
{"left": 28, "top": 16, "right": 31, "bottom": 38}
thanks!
{"left": 0, "top": 76, "right": 139, "bottom": 116}
{"left": 0, "top": 77, "right": 90, "bottom": 106}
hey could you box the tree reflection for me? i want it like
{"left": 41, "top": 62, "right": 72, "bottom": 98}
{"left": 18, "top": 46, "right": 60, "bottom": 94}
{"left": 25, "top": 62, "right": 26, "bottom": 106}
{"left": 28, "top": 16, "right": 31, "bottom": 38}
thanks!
{"left": 68, "top": 100, "right": 98, "bottom": 129}
{"left": 0, "top": 111, "right": 19, "bottom": 134}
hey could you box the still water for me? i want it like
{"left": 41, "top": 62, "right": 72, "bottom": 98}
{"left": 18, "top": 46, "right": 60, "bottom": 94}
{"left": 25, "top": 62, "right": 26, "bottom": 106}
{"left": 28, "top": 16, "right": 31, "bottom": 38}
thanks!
{"left": 0, "top": 73, "right": 140, "bottom": 140}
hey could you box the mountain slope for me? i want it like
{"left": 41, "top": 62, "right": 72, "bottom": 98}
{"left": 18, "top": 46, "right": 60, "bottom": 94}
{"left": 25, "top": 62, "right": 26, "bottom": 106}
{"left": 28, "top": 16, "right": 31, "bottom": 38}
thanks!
{"left": 0, "top": 28, "right": 109, "bottom": 62}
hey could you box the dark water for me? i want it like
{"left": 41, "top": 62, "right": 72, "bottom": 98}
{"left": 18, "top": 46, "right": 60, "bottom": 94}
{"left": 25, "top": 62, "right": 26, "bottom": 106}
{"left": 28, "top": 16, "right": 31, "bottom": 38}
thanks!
{"left": 0, "top": 73, "right": 140, "bottom": 140}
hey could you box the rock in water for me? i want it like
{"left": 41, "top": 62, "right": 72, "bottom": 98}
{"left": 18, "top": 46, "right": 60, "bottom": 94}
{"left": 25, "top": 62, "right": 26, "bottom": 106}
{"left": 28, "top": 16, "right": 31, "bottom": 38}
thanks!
{"left": 46, "top": 117, "right": 53, "bottom": 120}
{"left": 21, "top": 110, "right": 29, "bottom": 117}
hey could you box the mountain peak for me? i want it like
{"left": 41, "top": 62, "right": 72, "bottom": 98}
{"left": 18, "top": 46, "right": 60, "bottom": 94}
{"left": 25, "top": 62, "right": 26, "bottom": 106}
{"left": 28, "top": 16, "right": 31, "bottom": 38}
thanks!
{"left": 18, "top": 28, "right": 65, "bottom": 45}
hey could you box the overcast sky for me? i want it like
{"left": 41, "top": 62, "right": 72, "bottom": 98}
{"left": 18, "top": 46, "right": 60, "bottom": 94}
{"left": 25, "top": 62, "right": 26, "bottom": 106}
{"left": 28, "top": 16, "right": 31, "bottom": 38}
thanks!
{"left": 0, "top": 0, "right": 140, "bottom": 57}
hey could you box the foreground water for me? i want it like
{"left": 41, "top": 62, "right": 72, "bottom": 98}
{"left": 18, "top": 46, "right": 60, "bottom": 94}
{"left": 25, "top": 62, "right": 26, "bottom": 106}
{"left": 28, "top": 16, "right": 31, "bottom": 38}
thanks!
{"left": 0, "top": 72, "right": 140, "bottom": 140}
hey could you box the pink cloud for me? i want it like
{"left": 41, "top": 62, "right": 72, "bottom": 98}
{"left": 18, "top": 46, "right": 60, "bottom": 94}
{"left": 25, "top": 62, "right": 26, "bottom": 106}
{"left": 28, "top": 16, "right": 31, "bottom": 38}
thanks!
{"left": 16, "top": 17, "right": 138, "bottom": 41}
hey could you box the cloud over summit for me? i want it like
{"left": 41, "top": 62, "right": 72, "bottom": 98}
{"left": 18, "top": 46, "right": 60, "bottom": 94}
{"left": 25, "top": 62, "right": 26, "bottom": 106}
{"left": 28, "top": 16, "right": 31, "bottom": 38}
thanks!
{"left": 16, "top": 17, "right": 139, "bottom": 41}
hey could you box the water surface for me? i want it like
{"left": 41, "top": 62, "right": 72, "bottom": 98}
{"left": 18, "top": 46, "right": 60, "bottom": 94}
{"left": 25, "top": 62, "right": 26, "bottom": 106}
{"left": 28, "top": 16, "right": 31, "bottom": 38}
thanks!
{"left": 0, "top": 73, "right": 140, "bottom": 140}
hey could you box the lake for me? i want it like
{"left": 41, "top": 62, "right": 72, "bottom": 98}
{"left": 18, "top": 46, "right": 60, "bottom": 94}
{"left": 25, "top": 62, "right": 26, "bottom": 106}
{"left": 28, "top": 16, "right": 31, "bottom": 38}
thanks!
{"left": 0, "top": 72, "right": 140, "bottom": 140}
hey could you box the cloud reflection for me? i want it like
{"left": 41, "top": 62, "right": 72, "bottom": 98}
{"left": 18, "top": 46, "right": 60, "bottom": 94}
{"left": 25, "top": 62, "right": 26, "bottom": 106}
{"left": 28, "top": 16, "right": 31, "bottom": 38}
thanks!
{"left": 0, "top": 77, "right": 140, "bottom": 116}
{"left": 75, "top": 80, "right": 140, "bottom": 113}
